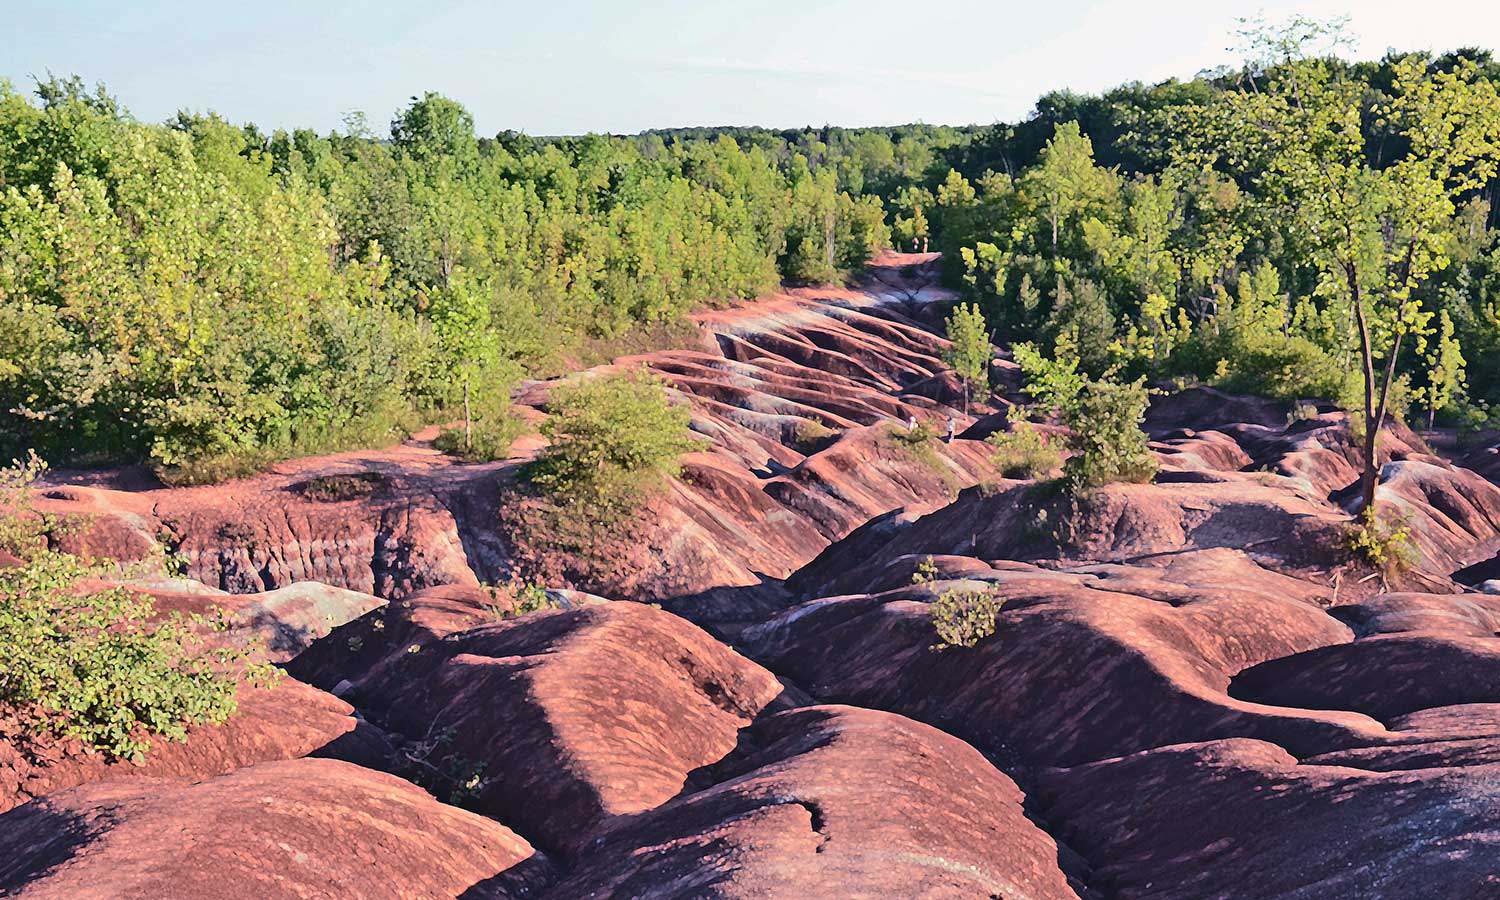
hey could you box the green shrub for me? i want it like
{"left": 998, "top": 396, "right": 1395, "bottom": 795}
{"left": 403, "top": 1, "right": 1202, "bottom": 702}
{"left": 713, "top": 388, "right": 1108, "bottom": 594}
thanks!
{"left": 792, "top": 418, "right": 835, "bottom": 453}
{"left": 524, "top": 369, "right": 696, "bottom": 521}
{"left": 434, "top": 406, "right": 526, "bottom": 462}
{"left": 1063, "top": 377, "right": 1159, "bottom": 491}
{"left": 912, "top": 555, "right": 1001, "bottom": 651}
{"left": 986, "top": 410, "right": 1061, "bottom": 479}
{"left": 911, "top": 556, "right": 940, "bottom": 584}
{"left": 1195, "top": 332, "right": 1356, "bottom": 403}
{"left": 1345, "top": 508, "right": 1417, "bottom": 577}
{"left": 929, "top": 584, "right": 1003, "bottom": 650}
{"left": 1, "top": 457, "right": 267, "bottom": 760}
{"left": 1, "top": 451, "right": 68, "bottom": 557}
{"left": 484, "top": 578, "right": 558, "bottom": 620}
{"left": 1288, "top": 402, "right": 1321, "bottom": 425}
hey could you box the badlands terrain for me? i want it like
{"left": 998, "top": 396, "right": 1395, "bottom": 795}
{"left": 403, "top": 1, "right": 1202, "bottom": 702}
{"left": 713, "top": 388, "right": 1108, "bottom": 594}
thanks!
{"left": 6, "top": 255, "right": 1500, "bottom": 897}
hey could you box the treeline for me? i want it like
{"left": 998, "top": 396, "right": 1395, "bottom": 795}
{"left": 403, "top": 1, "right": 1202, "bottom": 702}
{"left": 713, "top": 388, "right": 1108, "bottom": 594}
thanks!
{"left": 8, "top": 35, "right": 1500, "bottom": 480}
{"left": 649, "top": 46, "right": 1500, "bottom": 431}
{"left": 0, "top": 81, "right": 887, "bottom": 475}
{"left": 909, "top": 47, "right": 1500, "bottom": 434}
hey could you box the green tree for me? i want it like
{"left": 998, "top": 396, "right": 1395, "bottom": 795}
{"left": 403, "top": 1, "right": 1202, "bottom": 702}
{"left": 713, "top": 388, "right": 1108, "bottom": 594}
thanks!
{"left": 525, "top": 369, "right": 697, "bottom": 518}
{"left": 1019, "top": 122, "right": 1121, "bottom": 298}
{"left": 943, "top": 302, "right": 991, "bottom": 413}
{"left": 390, "top": 92, "right": 478, "bottom": 168}
{"left": 1048, "top": 278, "right": 1117, "bottom": 377}
{"left": 1014, "top": 343, "right": 1157, "bottom": 492}
{"left": 1176, "top": 23, "right": 1500, "bottom": 512}
{"left": 1415, "top": 310, "right": 1467, "bottom": 428}
{"left": 430, "top": 267, "right": 505, "bottom": 450}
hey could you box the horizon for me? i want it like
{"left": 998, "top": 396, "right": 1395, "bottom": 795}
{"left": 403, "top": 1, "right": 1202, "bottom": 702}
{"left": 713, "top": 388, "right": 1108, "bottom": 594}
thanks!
{"left": 7, "top": 1, "right": 1500, "bottom": 138}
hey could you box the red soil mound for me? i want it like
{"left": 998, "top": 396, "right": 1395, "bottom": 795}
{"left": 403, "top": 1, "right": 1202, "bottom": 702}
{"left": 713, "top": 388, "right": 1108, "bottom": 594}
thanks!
{"left": 301, "top": 601, "right": 785, "bottom": 857}
{"left": 0, "top": 759, "right": 550, "bottom": 899}
{"left": 1039, "top": 739, "right": 1500, "bottom": 898}
{"left": 554, "top": 705, "right": 1083, "bottom": 898}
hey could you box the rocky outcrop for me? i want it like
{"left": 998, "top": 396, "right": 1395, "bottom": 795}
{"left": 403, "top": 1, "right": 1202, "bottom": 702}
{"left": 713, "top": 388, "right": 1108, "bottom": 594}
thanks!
{"left": 1232, "top": 633, "right": 1500, "bottom": 721}
{"left": 747, "top": 550, "right": 1383, "bottom": 767}
{"left": 1038, "top": 739, "right": 1500, "bottom": 899}
{"left": 791, "top": 479, "right": 1354, "bottom": 599}
{"left": 0, "top": 759, "right": 550, "bottom": 899}
{"left": 302, "top": 601, "right": 785, "bottom": 857}
{"left": 123, "top": 578, "right": 387, "bottom": 660}
{"left": 553, "top": 705, "right": 1082, "bottom": 898}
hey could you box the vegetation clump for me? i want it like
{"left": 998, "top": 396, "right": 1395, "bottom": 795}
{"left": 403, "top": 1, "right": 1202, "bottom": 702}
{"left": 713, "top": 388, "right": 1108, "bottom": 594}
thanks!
{"left": 520, "top": 369, "right": 696, "bottom": 531}
{"left": 929, "top": 586, "right": 1003, "bottom": 651}
{"left": 1345, "top": 508, "right": 1418, "bottom": 578}
{"left": 913, "top": 557, "right": 1002, "bottom": 651}
{"left": 986, "top": 409, "right": 1062, "bottom": 479}
{"left": 0, "top": 455, "right": 269, "bottom": 760}
{"left": 1014, "top": 344, "right": 1157, "bottom": 493}
{"left": 792, "top": 418, "right": 835, "bottom": 454}
{"left": 484, "top": 578, "right": 559, "bottom": 620}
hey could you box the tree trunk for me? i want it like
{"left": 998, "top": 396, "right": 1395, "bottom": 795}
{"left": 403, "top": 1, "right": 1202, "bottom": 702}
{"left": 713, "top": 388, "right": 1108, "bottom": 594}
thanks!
{"left": 1051, "top": 212, "right": 1062, "bottom": 300}
{"left": 1350, "top": 273, "right": 1379, "bottom": 515}
{"left": 463, "top": 379, "right": 472, "bottom": 450}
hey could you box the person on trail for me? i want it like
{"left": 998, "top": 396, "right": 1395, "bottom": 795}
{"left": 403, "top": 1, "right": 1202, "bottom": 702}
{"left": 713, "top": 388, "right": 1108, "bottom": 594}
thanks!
{"left": 946, "top": 416, "right": 956, "bottom": 443}
{"left": 908, "top": 415, "right": 918, "bottom": 433}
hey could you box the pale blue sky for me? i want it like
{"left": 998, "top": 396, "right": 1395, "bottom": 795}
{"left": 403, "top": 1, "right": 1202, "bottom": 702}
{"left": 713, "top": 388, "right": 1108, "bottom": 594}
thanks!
{"left": 5, "top": 1, "right": 1499, "bottom": 136}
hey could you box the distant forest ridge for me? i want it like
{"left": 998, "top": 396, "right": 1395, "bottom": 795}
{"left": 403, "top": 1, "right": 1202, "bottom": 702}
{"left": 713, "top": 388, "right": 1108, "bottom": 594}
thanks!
{"left": 3, "top": 40, "right": 1500, "bottom": 482}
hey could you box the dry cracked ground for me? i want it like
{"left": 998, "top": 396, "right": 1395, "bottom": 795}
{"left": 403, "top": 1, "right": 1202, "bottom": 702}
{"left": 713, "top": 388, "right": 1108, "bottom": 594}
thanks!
{"left": 7, "top": 254, "right": 1500, "bottom": 898}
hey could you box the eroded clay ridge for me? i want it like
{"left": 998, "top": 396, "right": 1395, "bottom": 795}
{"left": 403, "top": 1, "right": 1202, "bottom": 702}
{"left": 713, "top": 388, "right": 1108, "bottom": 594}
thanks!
{"left": 11, "top": 255, "right": 1500, "bottom": 896}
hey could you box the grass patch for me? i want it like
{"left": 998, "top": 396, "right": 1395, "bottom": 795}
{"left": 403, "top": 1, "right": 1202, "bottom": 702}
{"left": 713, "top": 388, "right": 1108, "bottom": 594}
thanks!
{"left": 886, "top": 421, "right": 962, "bottom": 492}
{"left": 792, "top": 418, "right": 836, "bottom": 453}
{"left": 433, "top": 408, "right": 527, "bottom": 462}
{"left": 986, "top": 411, "right": 1061, "bottom": 479}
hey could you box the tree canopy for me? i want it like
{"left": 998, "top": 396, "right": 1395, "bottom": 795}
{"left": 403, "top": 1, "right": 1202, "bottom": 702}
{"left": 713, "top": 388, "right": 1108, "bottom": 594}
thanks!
{"left": 0, "top": 80, "right": 888, "bottom": 476}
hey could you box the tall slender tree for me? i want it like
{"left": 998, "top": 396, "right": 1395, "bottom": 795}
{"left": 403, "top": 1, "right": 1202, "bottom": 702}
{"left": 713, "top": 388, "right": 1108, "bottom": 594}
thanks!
{"left": 1173, "top": 23, "right": 1500, "bottom": 514}
{"left": 944, "top": 302, "right": 991, "bottom": 414}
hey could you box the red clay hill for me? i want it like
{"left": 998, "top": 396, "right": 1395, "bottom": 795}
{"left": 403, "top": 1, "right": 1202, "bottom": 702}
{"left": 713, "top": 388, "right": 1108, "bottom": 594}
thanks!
{"left": 9, "top": 253, "right": 1500, "bottom": 898}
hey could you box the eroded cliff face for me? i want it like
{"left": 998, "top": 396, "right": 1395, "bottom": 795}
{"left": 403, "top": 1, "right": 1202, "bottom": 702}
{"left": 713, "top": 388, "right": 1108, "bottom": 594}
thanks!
{"left": 14, "top": 253, "right": 1500, "bottom": 898}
